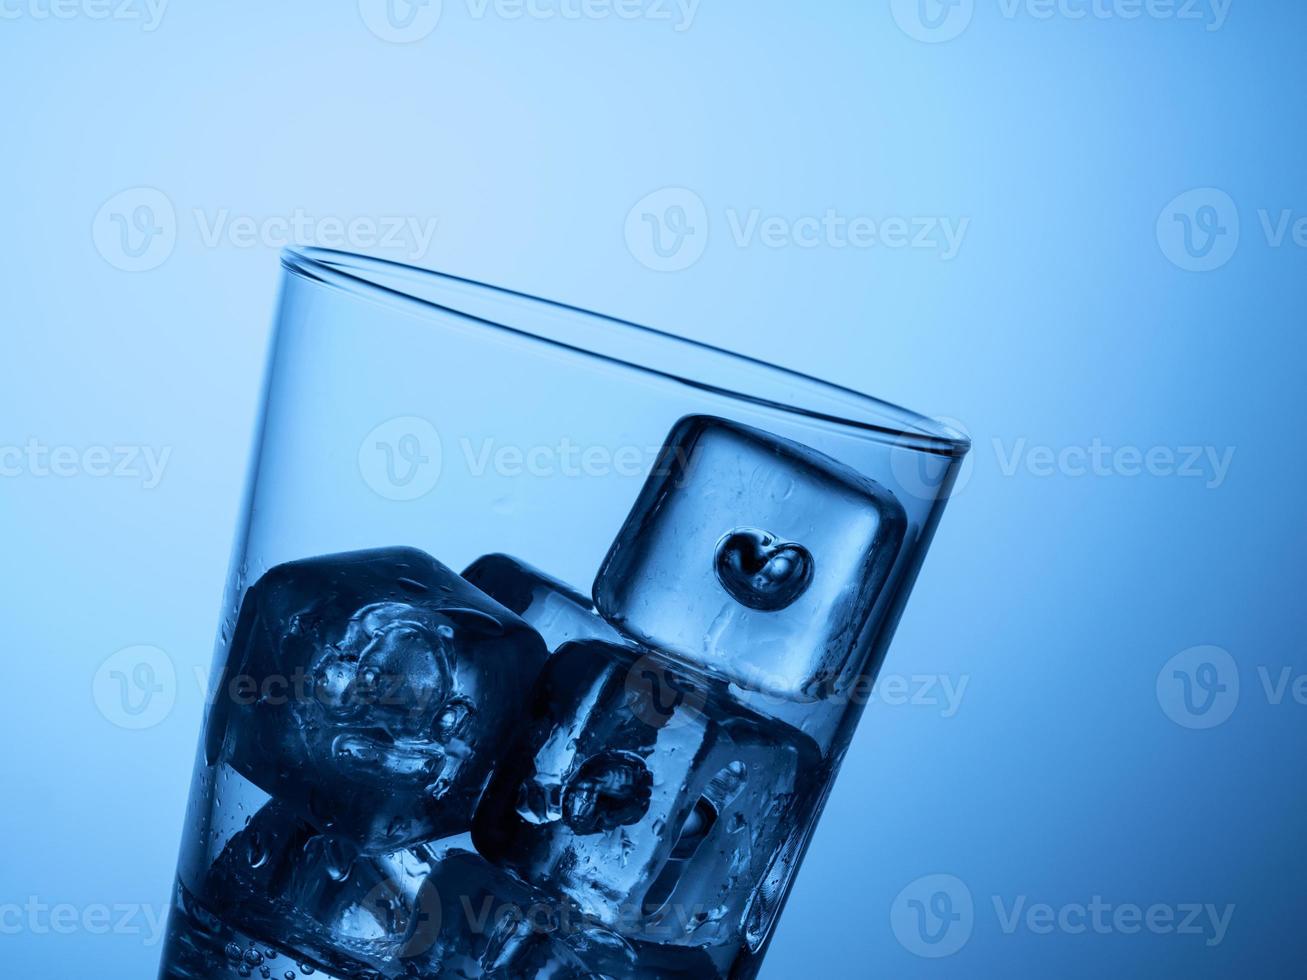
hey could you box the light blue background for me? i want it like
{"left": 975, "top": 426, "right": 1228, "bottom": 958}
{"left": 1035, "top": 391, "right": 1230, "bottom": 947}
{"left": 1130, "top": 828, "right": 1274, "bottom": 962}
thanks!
{"left": 1, "top": 2, "right": 1303, "bottom": 976}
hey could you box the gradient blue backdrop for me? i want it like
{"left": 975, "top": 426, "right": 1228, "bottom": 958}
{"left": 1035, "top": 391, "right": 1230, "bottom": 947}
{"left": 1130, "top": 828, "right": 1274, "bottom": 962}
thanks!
{"left": 2, "top": 2, "right": 1303, "bottom": 976}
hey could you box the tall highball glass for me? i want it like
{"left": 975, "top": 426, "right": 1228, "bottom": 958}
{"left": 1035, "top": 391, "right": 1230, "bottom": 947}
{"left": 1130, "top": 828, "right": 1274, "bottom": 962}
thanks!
{"left": 158, "top": 247, "right": 969, "bottom": 980}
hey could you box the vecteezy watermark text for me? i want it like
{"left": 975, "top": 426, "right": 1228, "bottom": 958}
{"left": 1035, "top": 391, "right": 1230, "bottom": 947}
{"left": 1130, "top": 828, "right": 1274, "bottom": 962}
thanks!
{"left": 722, "top": 209, "right": 970, "bottom": 258}
{"left": 357, "top": 0, "right": 699, "bottom": 42}
{"left": 993, "top": 438, "right": 1235, "bottom": 489}
{"left": 193, "top": 209, "right": 438, "bottom": 257}
{"left": 0, "top": 898, "right": 168, "bottom": 946}
{"left": 624, "top": 188, "right": 970, "bottom": 272}
{"left": 828, "top": 671, "right": 970, "bottom": 718}
{"left": 93, "top": 187, "right": 440, "bottom": 272}
{"left": 891, "top": 874, "right": 1234, "bottom": 958}
{"left": 891, "top": 0, "right": 1231, "bottom": 44}
{"left": 992, "top": 895, "right": 1234, "bottom": 946}
{"left": 992, "top": 0, "right": 1231, "bottom": 29}
{"left": 0, "top": 0, "right": 168, "bottom": 30}
{"left": 1, "top": 440, "right": 171, "bottom": 489}
{"left": 464, "top": 0, "right": 699, "bottom": 29}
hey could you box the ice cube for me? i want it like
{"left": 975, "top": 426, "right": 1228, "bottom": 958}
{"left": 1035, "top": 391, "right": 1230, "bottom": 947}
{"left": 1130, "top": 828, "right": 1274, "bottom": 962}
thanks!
{"left": 594, "top": 415, "right": 907, "bottom": 701}
{"left": 405, "top": 848, "right": 644, "bottom": 978}
{"left": 207, "top": 547, "right": 549, "bottom": 851}
{"left": 202, "top": 800, "right": 443, "bottom": 975}
{"left": 471, "top": 640, "right": 822, "bottom": 950}
{"left": 206, "top": 799, "right": 625, "bottom": 979}
{"left": 203, "top": 798, "right": 736, "bottom": 978}
{"left": 462, "top": 554, "right": 624, "bottom": 652}
{"left": 404, "top": 847, "right": 578, "bottom": 977}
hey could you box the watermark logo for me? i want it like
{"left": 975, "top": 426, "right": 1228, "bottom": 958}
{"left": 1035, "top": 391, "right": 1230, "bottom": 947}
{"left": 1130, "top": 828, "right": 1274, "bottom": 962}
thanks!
{"left": 93, "top": 187, "right": 177, "bottom": 272}
{"left": 94, "top": 188, "right": 439, "bottom": 271}
{"left": 93, "top": 645, "right": 177, "bottom": 729}
{"left": 359, "top": 416, "right": 444, "bottom": 501}
{"left": 891, "top": 0, "right": 975, "bottom": 43}
{"left": 624, "top": 653, "right": 707, "bottom": 729}
{"left": 625, "top": 187, "right": 710, "bottom": 273}
{"left": 1157, "top": 188, "right": 1240, "bottom": 272}
{"left": 361, "top": 877, "right": 443, "bottom": 955}
{"left": 891, "top": 874, "right": 975, "bottom": 958}
{"left": 1157, "top": 645, "right": 1240, "bottom": 730}
{"left": 1159, "top": 189, "right": 1307, "bottom": 269}
{"left": 359, "top": 0, "right": 443, "bottom": 42}
{"left": 889, "top": 415, "right": 974, "bottom": 503}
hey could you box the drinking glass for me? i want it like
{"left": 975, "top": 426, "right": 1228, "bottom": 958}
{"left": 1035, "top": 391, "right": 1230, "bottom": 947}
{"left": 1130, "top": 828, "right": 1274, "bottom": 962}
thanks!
{"left": 157, "top": 247, "right": 969, "bottom": 980}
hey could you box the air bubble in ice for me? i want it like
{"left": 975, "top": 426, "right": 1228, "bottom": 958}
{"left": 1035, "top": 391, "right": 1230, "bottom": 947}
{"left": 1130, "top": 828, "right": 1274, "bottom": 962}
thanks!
{"left": 713, "top": 528, "right": 814, "bottom": 612}
{"left": 562, "top": 751, "right": 653, "bottom": 835}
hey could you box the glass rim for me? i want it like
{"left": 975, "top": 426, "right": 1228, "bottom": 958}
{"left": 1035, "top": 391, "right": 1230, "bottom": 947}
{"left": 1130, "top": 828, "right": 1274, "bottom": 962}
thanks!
{"left": 281, "top": 246, "right": 971, "bottom": 458}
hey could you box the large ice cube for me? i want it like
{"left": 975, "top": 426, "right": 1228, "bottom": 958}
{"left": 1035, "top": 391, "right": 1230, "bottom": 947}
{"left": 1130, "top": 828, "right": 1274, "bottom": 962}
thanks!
{"left": 202, "top": 800, "right": 735, "bottom": 979}
{"left": 594, "top": 415, "right": 907, "bottom": 701}
{"left": 202, "top": 800, "right": 444, "bottom": 975}
{"left": 417, "top": 858, "right": 706, "bottom": 978}
{"left": 405, "top": 847, "right": 605, "bottom": 978}
{"left": 471, "top": 640, "right": 822, "bottom": 950}
{"left": 462, "top": 554, "right": 624, "bottom": 652}
{"left": 206, "top": 547, "right": 549, "bottom": 851}
{"left": 203, "top": 800, "right": 589, "bottom": 979}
